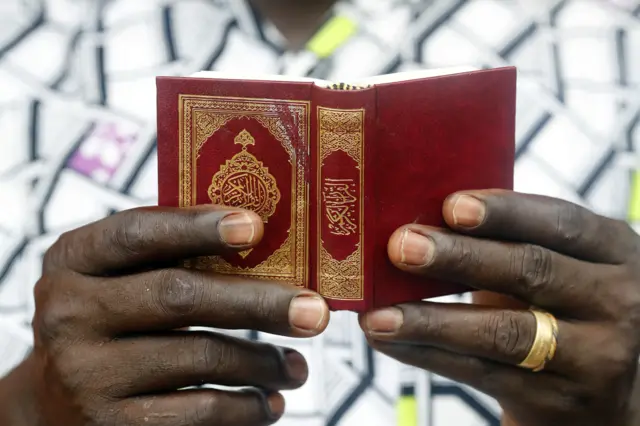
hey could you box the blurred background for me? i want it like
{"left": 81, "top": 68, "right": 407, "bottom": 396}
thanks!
{"left": 0, "top": 0, "right": 639, "bottom": 425}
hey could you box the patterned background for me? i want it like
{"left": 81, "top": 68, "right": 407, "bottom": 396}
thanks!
{"left": 1, "top": 0, "right": 639, "bottom": 425}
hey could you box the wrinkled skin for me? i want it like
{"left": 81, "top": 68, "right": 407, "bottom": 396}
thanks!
{"left": 0, "top": 206, "right": 329, "bottom": 426}
{"left": 360, "top": 190, "right": 640, "bottom": 426}
{"left": 1, "top": 190, "right": 639, "bottom": 426}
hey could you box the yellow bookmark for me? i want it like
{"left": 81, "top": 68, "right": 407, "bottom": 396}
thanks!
{"left": 306, "top": 15, "right": 358, "bottom": 58}
{"left": 629, "top": 170, "right": 640, "bottom": 222}
{"left": 397, "top": 394, "right": 418, "bottom": 426}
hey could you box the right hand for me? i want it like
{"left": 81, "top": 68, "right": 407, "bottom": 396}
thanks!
{"left": 20, "top": 206, "right": 330, "bottom": 425}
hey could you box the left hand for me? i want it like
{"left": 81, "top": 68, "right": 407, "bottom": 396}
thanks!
{"left": 359, "top": 190, "right": 640, "bottom": 426}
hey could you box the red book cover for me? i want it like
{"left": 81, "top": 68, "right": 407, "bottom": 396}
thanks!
{"left": 157, "top": 67, "right": 516, "bottom": 313}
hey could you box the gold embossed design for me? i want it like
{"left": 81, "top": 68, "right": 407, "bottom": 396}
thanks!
{"left": 189, "top": 234, "right": 294, "bottom": 277}
{"left": 208, "top": 129, "right": 281, "bottom": 223}
{"left": 179, "top": 95, "right": 310, "bottom": 286}
{"left": 194, "top": 111, "right": 235, "bottom": 154}
{"left": 318, "top": 109, "right": 363, "bottom": 162}
{"left": 322, "top": 178, "right": 357, "bottom": 236}
{"left": 317, "top": 107, "right": 365, "bottom": 300}
{"left": 319, "top": 246, "right": 362, "bottom": 299}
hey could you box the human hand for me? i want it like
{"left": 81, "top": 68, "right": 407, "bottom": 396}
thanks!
{"left": 8, "top": 206, "right": 329, "bottom": 426}
{"left": 360, "top": 190, "right": 640, "bottom": 426}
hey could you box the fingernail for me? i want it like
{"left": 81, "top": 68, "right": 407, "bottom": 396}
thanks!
{"left": 289, "top": 294, "right": 326, "bottom": 332}
{"left": 267, "top": 393, "right": 285, "bottom": 418}
{"left": 244, "top": 389, "right": 285, "bottom": 419}
{"left": 365, "top": 308, "right": 403, "bottom": 333}
{"left": 400, "top": 229, "right": 434, "bottom": 266}
{"left": 452, "top": 195, "right": 485, "bottom": 228}
{"left": 218, "top": 212, "right": 257, "bottom": 246}
{"left": 284, "top": 349, "right": 309, "bottom": 383}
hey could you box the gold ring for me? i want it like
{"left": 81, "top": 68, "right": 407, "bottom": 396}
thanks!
{"left": 518, "top": 310, "right": 559, "bottom": 372}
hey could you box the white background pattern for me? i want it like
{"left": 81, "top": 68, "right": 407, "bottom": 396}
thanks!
{"left": 1, "top": 0, "right": 639, "bottom": 424}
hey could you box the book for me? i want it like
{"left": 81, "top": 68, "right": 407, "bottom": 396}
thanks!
{"left": 156, "top": 66, "right": 516, "bottom": 312}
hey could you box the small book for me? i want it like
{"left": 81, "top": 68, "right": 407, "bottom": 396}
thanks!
{"left": 156, "top": 66, "right": 516, "bottom": 312}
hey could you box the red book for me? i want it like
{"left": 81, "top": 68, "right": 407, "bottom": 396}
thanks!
{"left": 157, "top": 67, "right": 516, "bottom": 313}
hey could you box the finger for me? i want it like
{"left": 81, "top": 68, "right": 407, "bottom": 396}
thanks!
{"left": 367, "top": 339, "right": 568, "bottom": 406}
{"left": 472, "top": 291, "right": 528, "bottom": 310}
{"left": 117, "top": 388, "right": 283, "bottom": 426}
{"left": 387, "top": 225, "right": 612, "bottom": 317}
{"left": 99, "top": 331, "right": 308, "bottom": 397}
{"left": 92, "top": 270, "right": 329, "bottom": 337}
{"left": 44, "top": 205, "right": 264, "bottom": 275}
{"left": 360, "top": 303, "right": 578, "bottom": 375}
{"left": 442, "top": 190, "right": 635, "bottom": 265}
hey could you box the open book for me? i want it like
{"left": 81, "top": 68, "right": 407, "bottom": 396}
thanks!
{"left": 156, "top": 65, "right": 516, "bottom": 312}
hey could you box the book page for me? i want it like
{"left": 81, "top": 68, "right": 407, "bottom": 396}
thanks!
{"left": 354, "top": 66, "right": 478, "bottom": 86}
{"left": 191, "top": 65, "right": 478, "bottom": 87}
{"left": 191, "top": 71, "right": 331, "bottom": 86}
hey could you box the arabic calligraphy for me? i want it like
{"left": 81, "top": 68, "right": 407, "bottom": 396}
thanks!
{"left": 323, "top": 178, "right": 358, "bottom": 236}
{"left": 221, "top": 172, "right": 268, "bottom": 209}
{"left": 208, "top": 129, "right": 281, "bottom": 224}
{"left": 316, "top": 107, "right": 365, "bottom": 300}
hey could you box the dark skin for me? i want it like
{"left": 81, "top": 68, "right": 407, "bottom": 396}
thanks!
{"left": 1, "top": 2, "right": 640, "bottom": 425}
{"left": 364, "top": 190, "right": 640, "bottom": 426}
{"left": 1, "top": 192, "right": 640, "bottom": 425}
{"left": 250, "top": 0, "right": 336, "bottom": 49}
{"left": 0, "top": 207, "right": 330, "bottom": 425}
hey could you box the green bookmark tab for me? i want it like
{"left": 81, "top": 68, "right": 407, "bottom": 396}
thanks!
{"left": 306, "top": 15, "right": 358, "bottom": 58}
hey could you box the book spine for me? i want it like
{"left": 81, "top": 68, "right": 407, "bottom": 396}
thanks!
{"left": 310, "top": 84, "right": 376, "bottom": 312}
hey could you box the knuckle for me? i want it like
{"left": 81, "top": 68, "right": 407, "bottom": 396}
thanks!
{"left": 415, "top": 307, "right": 445, "bottom": 339}
{"left": 111, "top": 210, "right": 147, "bottom": 257}
{"left": 447, "top": 237, "right": 482, "bottom": 271}
{"left": 615, "top": 219, "right": 635, "bottom": 240}
{"left": 194, "top": 393, "right": 223, "bottom": 422}
{"left": 264, "top": 343, "right": 289, "bottom": 373}
{"left": 45, "top": 348, "right": 99, "bottom": 396}
{"left": 206, "top": 338, "right": 240, "bottom": 376}
{"left": 480, "top": 311, "right": 530, "bottom": 360}
{"left": 617, "top": 287, "right": 640, "bottom": 325}
{"left": 93, "top": 409, "right": 125, "bottom": 426}
{"left": 42, "top": 232, "right": 73, "bottom": 272}
{"left": 33, "top": 274, "right": 55, "bottom": 311}
{"left": 187, "top": 333, "right": 241, "bottom": 378}
{"left": 76, "top": 403, "right": 119, "bottom": 426}
{"left": 554, "top": 203, "right": 585, "bottom": 245}
{"left": 199, "top": 336, "right": 215, "bottom": 375}
{"left": 34, "top": 283, "right": 80, "bottom": 344}
{"left": 154, "top": 269, "right": 204, "bottom": 316}
{"left": 576, "top": 329, "right": 635, "bottom": 394}
{"left": 189, "top": 334, "right": 217, "bottom": 376}
{"left": 600, "top": 266, "right": 640, "bottom": 324}
{"left": 37, "top": 305, "right": 74, "bottom": 343}
{"left": 600, "top": 337, "right": 634, "bottom": 380}
{"left": 612, "top": 219, "right": 640, "bottom": 256}
{"left": 252, "top": 290, "right": 282, "bottom": 321}
{"left": 227, "top": 283, "right": 284, "bottom": 323}
{"left": 511, "top": 244, "right": 554, "bottom": 296}
{"left": 54, "top": 354, "right": 85, "bottom": 390}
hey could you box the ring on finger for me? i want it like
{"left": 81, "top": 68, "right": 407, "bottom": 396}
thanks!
{"left": 517, "top": 309, "right": 559, "bottom": 372}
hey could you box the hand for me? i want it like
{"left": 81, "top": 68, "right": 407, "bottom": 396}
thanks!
{"left": 4, "top": 206, "right": 329, "bottom": 426}
{"left": 360, "top": 190, "right": 640, "bottom": 426}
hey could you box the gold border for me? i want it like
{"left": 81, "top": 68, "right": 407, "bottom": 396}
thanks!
{"left": 317, "top": 107, "right": 365, "bottom": 300}
{"left": 178, "top": 95, "right": 310, "bottom": 286}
